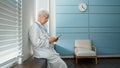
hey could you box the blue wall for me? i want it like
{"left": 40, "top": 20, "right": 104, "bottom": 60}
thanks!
{"left": 55, "top": 0, "right": 120, "bottom": 56}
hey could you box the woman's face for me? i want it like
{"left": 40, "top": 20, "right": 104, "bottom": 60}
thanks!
{"left": 39, "top": 15, "right": 49, "bottom": 25}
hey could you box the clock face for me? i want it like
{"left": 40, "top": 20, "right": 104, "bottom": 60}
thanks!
{"left": 78, "top": 3, "right": 87, "bottom": 12}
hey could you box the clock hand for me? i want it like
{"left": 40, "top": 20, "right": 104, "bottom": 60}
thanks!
{"left": 82, "top": 5, "right": 85, "bottom": 9}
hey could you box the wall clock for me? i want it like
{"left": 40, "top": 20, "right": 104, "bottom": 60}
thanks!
{"left": 78, "top": 3, "right": 87, "bottom": 12}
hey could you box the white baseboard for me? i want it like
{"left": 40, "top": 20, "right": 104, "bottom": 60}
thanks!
{"left": 61, "top": 56, "right": 74, "bottom": 58}
{"left": 61, "top": 55, "right": 120, "bottom": 58}
{"left": 98, "top": 55, "right": 120, "bottom": 58}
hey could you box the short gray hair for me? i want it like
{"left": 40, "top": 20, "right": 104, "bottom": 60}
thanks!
{"left": 38, "top": 9, "right": 49, "bottom": 17}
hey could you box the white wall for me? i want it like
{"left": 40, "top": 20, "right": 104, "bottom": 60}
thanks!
{"left": 22, "top": 0, "right": 35, "bottom": 61}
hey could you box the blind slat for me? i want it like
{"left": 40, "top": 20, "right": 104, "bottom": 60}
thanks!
{"left": 0, "top": 18, "right": 18, "bottom": 24}
{"left": 0, "top": 13, "right": 17, "bottom": 20}
{"left": 0, "top": 1, "right": 17, "bottom": 12}
{"left": 0, "top": 51, "right": 19, "bottom": 64}
{"left": 0, "top": 6, "right": 17, "bottom": 17}
{"left": 0, "top": 42, "right": 19, "bottom": 49}
{"left": 0, "top": 0, "right": 22, "bottom": 67}
{"left": 0, "top": 57, "right": 17, "bottom": 67}
{"left": 0, "top": 23, "right": 18, "bottom": 27}
{"left": 1, "top": 0, "right": 17, "bottom": 8}
{"left": 0, "top": 47, "right": 19, "bottom": 58}
{"left": 0, "top": 31, "right": 17, "bottom": 34}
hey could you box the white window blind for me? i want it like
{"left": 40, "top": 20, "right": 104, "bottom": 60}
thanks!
{"left": 0, "top": 0, "right": 22, "bottom": 68}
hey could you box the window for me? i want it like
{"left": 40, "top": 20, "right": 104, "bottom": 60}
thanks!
{"left": 36, "top": 0, "right": 50, "bottom": 32}
{"left": 0, "top": 0, "right": 22, "bottom": 67}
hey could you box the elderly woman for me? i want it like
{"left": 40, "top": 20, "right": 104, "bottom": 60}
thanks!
{"left": 29, "top": 9, "right": 67, "bottom": 68}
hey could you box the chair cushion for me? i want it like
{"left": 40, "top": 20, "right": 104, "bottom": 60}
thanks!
{"left": 75, "top": 40, "right": 92, "bottom": 50}
{"left": 77, "top": 48, "right": 96, "bottom": 56}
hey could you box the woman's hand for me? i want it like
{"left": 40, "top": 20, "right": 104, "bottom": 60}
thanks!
{"left": 49, "top": 37, "right": 58, "bottom": 43}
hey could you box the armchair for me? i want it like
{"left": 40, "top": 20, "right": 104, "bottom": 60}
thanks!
{"left": 74, "top": 40, "right": 97, "bottom": 64}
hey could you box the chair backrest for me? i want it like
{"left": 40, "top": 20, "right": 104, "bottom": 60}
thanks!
{"left": 75, "top": 40, "right": 92, "bottom": 50}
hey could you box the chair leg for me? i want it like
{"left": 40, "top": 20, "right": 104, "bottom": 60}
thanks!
{"left": 75, "top": 55, "right": 78, "bottom": 64}
{"left": 95, "top": 57, "right": 97, "bottom": 64}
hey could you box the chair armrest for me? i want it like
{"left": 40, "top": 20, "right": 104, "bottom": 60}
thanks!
{"left": 74, "top": 47, "right": 78, "bottom": 55}
{"left": 92, "top": 45, "right": 96, "bottom": 52}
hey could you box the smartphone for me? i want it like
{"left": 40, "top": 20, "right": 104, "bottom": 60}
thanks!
{"left": 57, "top": 35, "right": 62, "bottom": 38}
